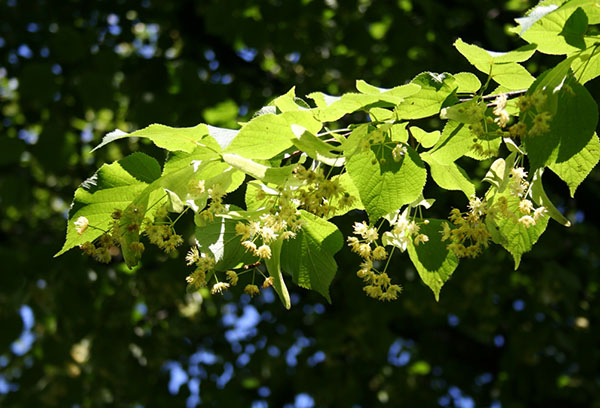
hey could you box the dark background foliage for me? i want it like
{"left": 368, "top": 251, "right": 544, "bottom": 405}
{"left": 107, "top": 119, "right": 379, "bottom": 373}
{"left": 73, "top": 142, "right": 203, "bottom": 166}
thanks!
{"left": 2, "top": 0, "right": 600, "bottom": 406}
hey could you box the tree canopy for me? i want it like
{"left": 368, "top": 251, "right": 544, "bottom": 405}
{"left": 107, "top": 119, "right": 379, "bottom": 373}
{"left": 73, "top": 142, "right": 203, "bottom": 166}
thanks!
{"left": 2, "top": 0, "right": 600, "bottom": 407}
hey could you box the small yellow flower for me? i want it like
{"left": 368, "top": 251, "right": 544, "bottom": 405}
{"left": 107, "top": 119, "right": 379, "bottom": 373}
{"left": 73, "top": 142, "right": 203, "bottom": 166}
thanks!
{"left": 185, "top": 247, "right": 200, "bottom": 266}
{"left": 414, "top": 234, "right": 429, "bottom": 245}
{"left": 392, "top": 144, "right": 407, "bottom": 162}
{"left": 79, "top": 241, "right": 96, "bottom": 256}
{"left": 511, "top": 167, "right": 527, "bottom": 180}
{"left": 210, "top": 282, "right": 230, "bottom": 295}
{"left": 94, "top": 247, "right": 111, "bottom": 263}
{"left": 357, "top": 243, "right": 372, "bottom": 259}
{"left": 244, "top": 284, "right": 260, "bottom": 297}
{"left": 190, "top": 179, "right": 206, "bottom": 195}
{"left": 281, "top": 230, "right": 296, "bottom": 240}
{"left": 197, "top": 254, "right": 215, "bottom": 271}
{"left": 518, "top": 215, "right": 536, "bottom": 228}
{"left": 256, "top": 244, "right": 272, "bottom": 259}
{"left": 241, "top": 240, "right": 257, "bottom": 253}
{"left": 74, "top": 216, "right": 89, "bottom": 235}
{"left": 468, "top": 196, "right": 486, "bottom": 216}
{"left": 518, "top": 199, "right": 534, "bottom": 214}
{"left": 353, "top": 221, "right": 369, "bottom": 237}
{"left": 129, "top": 241, "right": 145, "bottom": 253}
{"left": 260, "top": 226, "right": 278, "bottom": 243}
{"left": 364, "top": 227, "right": 379, "bottom": 243}
{"left": 235, "top": 222, "right": 251, "bottom": 240}
{"left": 533, "top": 206, "right": 547, "bottom": 221}
{"left": 440, "top": 222, "right": 452, "bottom": 241}
{"left": 372, "top": 246, "right": 388, "bottom": 261}
{"left": 262, "top": 277, "right": 274, "bottom": 288}
{"left": 226, "top": 270, "right": 239, "bottom": 286}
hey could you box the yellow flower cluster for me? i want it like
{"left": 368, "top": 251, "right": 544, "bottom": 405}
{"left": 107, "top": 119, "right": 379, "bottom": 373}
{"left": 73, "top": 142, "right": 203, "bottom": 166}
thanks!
{"left": 236, "top": 210, "right": 301, "bottom": 260}
{"left": 441, "top": 196, "right": 490, "bottom": 258}
{"left": 493, "top": 94, "right": 510, "bottom": 128}
{"left": 226, "top": 270, "right": 239, "bottom": 286}
{"left": 143, "top": 223, "right": 183, "bottom": 253}
{"left": 382, "top": 208, "right": 428, "bottom": 253}
{"left": 508, "top": 90, "right": 551, "bottom": 138}
{"left": 185, "top": 249, "right": 215, "bottom": 290}
{"left": 244, "top": 284, "right": 260, "bottom": 297}
{"left": 348, "top": 221, "right": 402, "bottom": 301}
{"left": 495, "top": 167, "right": 547, "bottom": 229}
{"left": 198, "top": 183, "right": 227, "bottom": 222}
{"left": 294, "top": 166, "right": 354, "bottom": 217}
{"left": 79, "top": 234, "right": 115, "bottom": 263}
{"left": 210, "top": 281, "right": 230, "bottom": 295}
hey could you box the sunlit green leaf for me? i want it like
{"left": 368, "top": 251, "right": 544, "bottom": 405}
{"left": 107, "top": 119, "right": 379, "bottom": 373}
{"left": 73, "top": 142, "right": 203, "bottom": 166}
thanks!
{"left": 549, "top": 132, "right": 600, "bottom": 197}
{"left": 56, "top": 153, "right": 161, "bottom": 257}
{"left": 525, "top": 74, "right": 598, "bottom": 169}
{"left": 407, "top": 219, "right": 459, "bottom": 301}
{"left": 421, "top": 154, "right": 475, "bottom": 198}
{"left": 281, "top": 211, "right": 343, "bottom": 302}
{"left": 347, "top": 144, "right": 426, "bottom": 221}
{"left": 264, "top": 237, "right": 291, "bottom": 309}
{"left": 395, "top": 72, "right": 457, "bottom": 119}
{"left": 94, "top": 124, "right": 209, "bottom": 153}
{"left": 486, "top": 193, "right": 549, "bottom": 269}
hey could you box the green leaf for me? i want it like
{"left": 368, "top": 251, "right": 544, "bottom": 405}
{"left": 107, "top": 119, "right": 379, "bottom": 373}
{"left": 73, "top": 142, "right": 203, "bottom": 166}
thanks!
{"left": 570, "top": 44, "right": 600, "bottom": 84}
{"left": 486, "top": 193, "right": 549, "bottom": 269}
{"left": 355, "top": 79, "right": 421, "bottom": 105}
{"left": 483, "top": 153, "right": 517, "bottom": 194}
{"left": 421, "top": 154, "right": 475, "bottom": 198}
{"left": 454, "top": 38, "right": 537, "bottom": 65}
{"left": 347, "top": 144, "right": 427, "bottom": 221}
{"left": 207, "top": 125, "right": 239, "bottom": 150}
{"left": 454, "top": 39, "right": 535, "bottom": 89}
{"left": 409, "top": 126, "right": 440, "bottom": 148}
{"left": 223, "top": 114, "right": 291, "bottom": 159}
{"left": 549, "top": 132, "right": 600, "bottom": 197}
{"left": 194, "top": 214, "right": 258, "bottom": 270}
{"left": 280, "top": 211, "right": 343, "bottom": 302}
{"left": 524, "top": 74, "right": 598, "bottom": 169}
{"left": 454, "top": 72, "right": 482, "bottom": 93}
{"left": 222, "top": 153, "right": 295, "bottom": 184}
{"left": 309, "top": 92, "right": 381, "bottom": 122}
{"left": 394, "top": 72, "right": 457, "bottom": 119}
{"left": 532, "top": 54, "right": 577, "bottom": 91}
{"left": 441, "top": 100, "right": 484, "bottom": 124}
{"left": 224, "top": 111, "right": 321, "bottom": 159}
{"left": 428, "top": 121, "right": 474, "bottom": 165}
{"left": 488, "top": 63, "right": 535, "bottom": 90}
{"left": 513, "top": 1, "right": 597, "bottom": 54}
{"left": 264, "top": 237, "right": 291, "bottom": 309}
{"left": 328, "top": 172, "right": 365, "bottom": 217}
{"left": 164, "top": 188, "right": 184, "bottom": 213}
{"left": 530, "top": 168, "right": 571, "bottom": 226}
{"left": 163, "top": 144, "right": 221, "bottom": 174}
{"left": 290, "top": 128, "right": 345, "bottom": 167}
{"left": 94, "top": 124, "right": 209, "bottom": 153}
{"left": 513, "top": 2, "right": 560, "bottom": 37}
{"left": 244, "top": 181, "right": 276, "bottom": 212}
{"left": 56, "top": 152, "right": 161, "bottom": 256}
{"left": 119, "top": 160, "right": 244, "bottom": 266}
{"left": 406, "top": 219, "right": 459, "bottom": 301}
{"left": 271, "top": 87, "right": 301, "bottom": 112}
{"left": 368, "top": 107, "right": 395, "bottom": 121}
{"left": 560, "top": 7, "right": 588, "bottom": 49}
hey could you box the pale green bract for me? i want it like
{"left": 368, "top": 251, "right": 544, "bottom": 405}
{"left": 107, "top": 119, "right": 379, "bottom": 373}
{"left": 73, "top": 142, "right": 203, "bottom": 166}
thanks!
{"left": 57, "top": 0, "right": 600, "bottom": 307}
